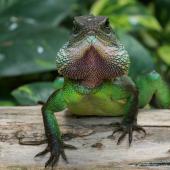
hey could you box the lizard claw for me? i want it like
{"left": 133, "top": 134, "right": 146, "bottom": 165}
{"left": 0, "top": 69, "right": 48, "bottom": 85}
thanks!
{"left": 44, "top": 144, "right": 67, "bottom": 169}
{"left": 35, "top": 141, "right": 76, "bottom": 168}
{"left": 35, "top": 143, "right": 76, "bottom": 158}
{"left": 111, "top": 122, "right": 146, "bottom": 146}
{"left": 35, "top": 145, "right": 50, "bottom": 157}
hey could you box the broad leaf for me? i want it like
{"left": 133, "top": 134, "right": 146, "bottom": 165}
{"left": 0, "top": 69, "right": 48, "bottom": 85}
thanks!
{"left": 0, "top": 0, "right": 77, "bottom": 25}
{"left": 12, "top": 82, "right": 55, "bottom": 105}
{"left": 0, "top": 0, "right": 19, "bottom": 13}
{"left": 0, "top": 25, "right": 69, "bottom": 77}
{"left": 91, "top": 0, "right": 161, "bottom": 32}
{"left": 12, "top": 77, "right": 64, "bottom": 105}
{"left": 117, "top": 31, "right": 154, "bottom": 78}
{"left": 0, "top": 0, "right": 77, "bottom": 77}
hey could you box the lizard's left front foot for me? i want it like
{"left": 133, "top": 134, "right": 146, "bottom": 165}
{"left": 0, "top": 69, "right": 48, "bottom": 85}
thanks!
{"left": 110, "top": 121, "right": 146, "bottom": 146}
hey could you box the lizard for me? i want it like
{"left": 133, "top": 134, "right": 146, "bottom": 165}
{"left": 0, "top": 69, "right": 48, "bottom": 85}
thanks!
{"left": 35, "top": 15, "right": 170, "bottom": 168}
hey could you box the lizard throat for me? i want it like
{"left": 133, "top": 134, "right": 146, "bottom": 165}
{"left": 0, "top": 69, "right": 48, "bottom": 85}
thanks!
{"left": 61, "top": 46, "right": 124, "bottom": 88}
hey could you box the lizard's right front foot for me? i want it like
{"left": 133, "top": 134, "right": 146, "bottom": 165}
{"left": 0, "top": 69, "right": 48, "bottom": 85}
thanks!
{"left": 35, "top": 140, "right": 76, "bottom": 168}
{"left": 109, "top": 121, "right": 146, "bottom": 146}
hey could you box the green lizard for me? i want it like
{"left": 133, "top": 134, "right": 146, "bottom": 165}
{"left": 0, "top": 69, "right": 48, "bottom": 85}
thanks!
{"left": 36, "top": 16, "right": 170, "bottom": 168}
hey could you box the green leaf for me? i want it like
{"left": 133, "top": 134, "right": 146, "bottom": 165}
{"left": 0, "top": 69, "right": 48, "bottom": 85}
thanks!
{"left": 0, "top": 0, "right": 77, "bottom": 77}
{"left": 0, "top": 25, "right": 69, "bottom": 77}
{"left": 0, "top": 101, "right": 15, "bottom": 106}
{"left": 12, "top": 82, "right": 55, "bottom": 105}
{"left": 157, "top": 45, "right": 170, "bottom": 65}
{"left": 109, "top": 14, "right": 161, "bottom": 32}
{"left": 0, "top": 98, "right": 16, "bottom": 106}
{"left": 139, "top": 31, "right": 158, "bottom": 49}
{"left": 117, "top": 31, "right": 154, "bottom": 78}
{"left": 109, "top": 15, "right": 131, "bottom": 31}
{"left": 0, "top": 0, "right": 19, "bottom": 13}
{"left": 91, "top": 0, "right": 137, "bottom": 16}
{"left": 137, "top": 15, "right": 161, "bottom": 31}
{"left": 90, "top": 0, "right": 109, "bottom": 15}
{"left": 0, "top": 0, "right": 77, "bottom": 25}
{"left": 91, "top": 0, "right": 161, "bottom": 32}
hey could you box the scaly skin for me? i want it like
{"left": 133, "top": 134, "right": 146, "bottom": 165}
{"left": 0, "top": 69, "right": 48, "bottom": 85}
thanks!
{"left": 35, "top": 16, "right": 170, "bottom": 168}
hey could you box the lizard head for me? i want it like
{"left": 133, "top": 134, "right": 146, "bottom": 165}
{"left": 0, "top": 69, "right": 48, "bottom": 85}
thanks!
{"left": 56, "top": 15, "right": 130, "bottom": 88}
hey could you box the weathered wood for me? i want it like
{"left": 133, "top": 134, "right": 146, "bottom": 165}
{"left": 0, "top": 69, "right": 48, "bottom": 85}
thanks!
{"left": 0, "top": 106, "right": 170, "bottom": 170}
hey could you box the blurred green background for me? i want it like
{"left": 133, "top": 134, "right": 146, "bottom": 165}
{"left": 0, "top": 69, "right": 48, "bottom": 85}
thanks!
{"left": 0, "top": 0, "right": 170, "bottom": 106}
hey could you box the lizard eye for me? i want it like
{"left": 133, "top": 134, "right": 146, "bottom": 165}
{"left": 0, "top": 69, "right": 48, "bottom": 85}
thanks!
{"left": 72, "top": 21, "right": 80, "bottom": 35}
{"left": 105, "top": 19, "right": 110, "bottom": 28}
{"left": 102, "top": 19, "right": 111, "bottom": 34}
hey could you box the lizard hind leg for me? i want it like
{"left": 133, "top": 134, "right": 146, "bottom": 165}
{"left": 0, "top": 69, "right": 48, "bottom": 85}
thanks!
{"left": 136, "top": 71, "right": 170, "bottom": 109}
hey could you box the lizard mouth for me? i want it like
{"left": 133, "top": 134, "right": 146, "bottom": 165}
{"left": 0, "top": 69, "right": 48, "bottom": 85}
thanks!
{"left": 61, "top": 46, "right": 126, "bottom": 88}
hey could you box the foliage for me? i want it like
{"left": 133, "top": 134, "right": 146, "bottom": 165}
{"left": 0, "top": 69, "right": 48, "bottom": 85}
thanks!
{"left": 0, "top": 0, "right": 169, "bottom": 105}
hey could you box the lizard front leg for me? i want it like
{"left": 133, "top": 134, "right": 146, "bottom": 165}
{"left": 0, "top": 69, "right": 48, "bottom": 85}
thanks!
{"left": 111, "top": 76, "right": 146, "bottom": 145}
{"left": 36, "top": 89, "right": 73, "bottom": 168}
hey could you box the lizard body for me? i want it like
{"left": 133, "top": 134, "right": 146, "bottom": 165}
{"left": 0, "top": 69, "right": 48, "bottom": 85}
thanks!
{"left": 36, "top": 15, "right": 170, "bottom": 168}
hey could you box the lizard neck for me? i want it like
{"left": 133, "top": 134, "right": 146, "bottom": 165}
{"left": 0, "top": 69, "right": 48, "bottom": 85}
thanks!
{"left": 66, "top": 78, "right": 104, "bottom": 94}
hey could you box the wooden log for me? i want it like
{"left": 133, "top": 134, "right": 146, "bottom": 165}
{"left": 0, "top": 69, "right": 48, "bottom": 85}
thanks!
{"left": 0, "top": 106, "right": 170, "bottom": 170}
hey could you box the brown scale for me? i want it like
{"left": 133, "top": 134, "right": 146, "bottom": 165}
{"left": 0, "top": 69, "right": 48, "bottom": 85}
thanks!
{"left": 62, "top": 46, "right": 124, "bottom": 88}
